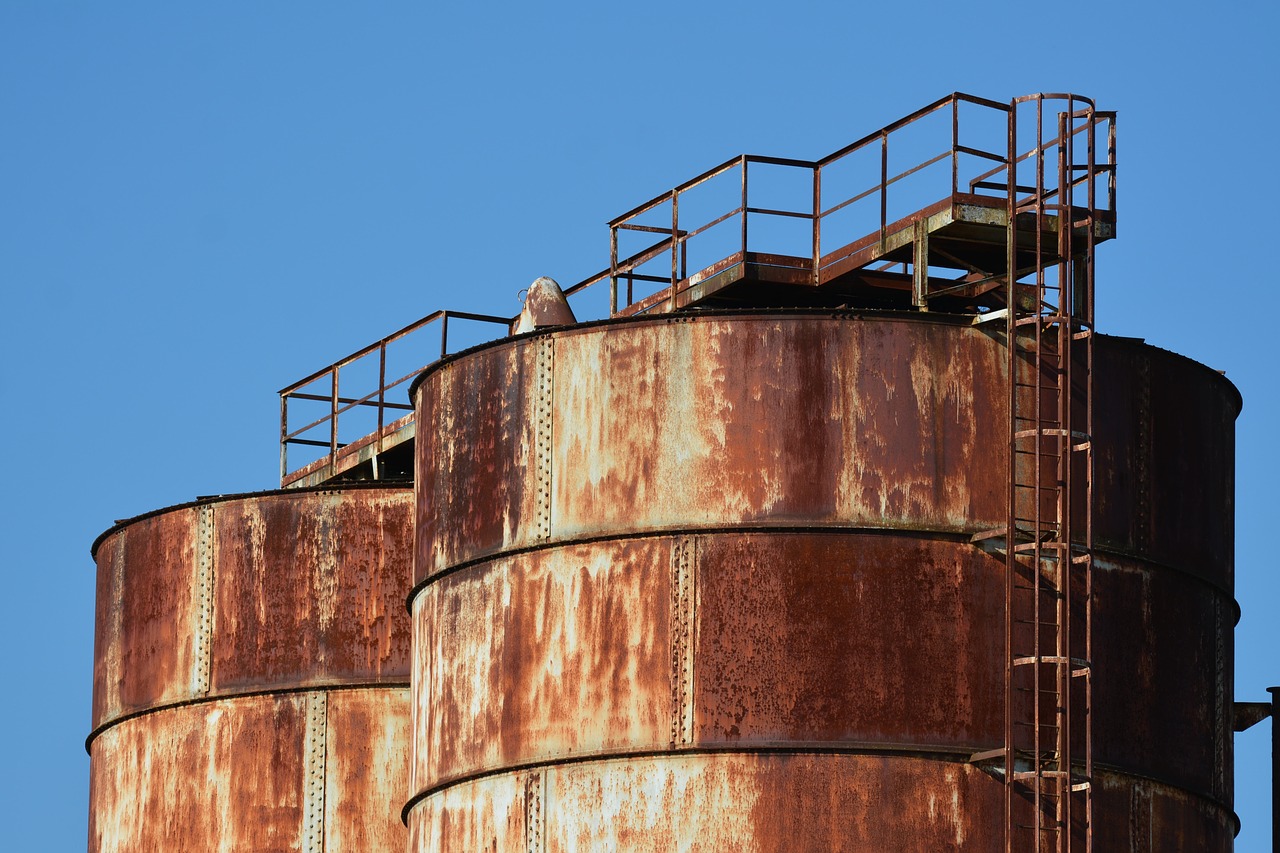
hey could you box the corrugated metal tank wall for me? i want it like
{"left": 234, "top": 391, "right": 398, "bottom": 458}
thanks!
{"left": 88, "top": 484, "right": 413, "bottom": 852}
{"left": 405, "top": 311, "right": 1239, "bottom": 850}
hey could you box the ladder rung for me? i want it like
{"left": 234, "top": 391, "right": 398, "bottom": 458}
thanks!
{"left": 1014, "top": 428, "right": 1090, "bottom": 443}
{"left": 1013, "top": 769, "right": 1072, "bottom": 781}
{"left": 1013, "top": 655, "right": 1074, "bottom": 666}
{"left": 1013, "top": 541, "right": 1068, "bottom": 553}
{"left": 968, "top": 747, "right": 1006, "bottom": 763}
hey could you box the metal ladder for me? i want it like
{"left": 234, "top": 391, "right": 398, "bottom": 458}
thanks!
{"left": 1001, "top": 94, "right": 1101, "bottom": 853}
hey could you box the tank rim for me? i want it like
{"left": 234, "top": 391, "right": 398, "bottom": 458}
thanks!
{"left": 89, "top": 480, "right": 413, "bottom": 559}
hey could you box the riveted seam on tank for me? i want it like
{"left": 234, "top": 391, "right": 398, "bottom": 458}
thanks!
{"left": 533, "top": 335, "right": 554, "bottom": 544}
{"left": 1136, "top": 356, "right": 1151, "bottom": 553}
{"left": 1128, "top": 783, "right": 1151, "bottom": 850}
{"left": 100, "top": 530, "right": 127, "bottom": 736}
{"left": 193, "top": 505, "right": 215, "bottom": 697}
{"left": 523, "top": 769, "right": 545, "bottom": 853}
{"left": 1213, "top": 596, "right": 1226, "bottom": 802}
{"left": 670, "top": 536, "right": 696, "bottom": 748}
{"left": 303, "top": 690, "right": 328, "bottom": 853}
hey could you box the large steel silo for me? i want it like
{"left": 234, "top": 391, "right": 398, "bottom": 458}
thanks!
{"left": 403, "top": 313, "right": 1237, "bottom": 851}
{"left": 402, "top": 94, "right": 1242, "bottom": 851}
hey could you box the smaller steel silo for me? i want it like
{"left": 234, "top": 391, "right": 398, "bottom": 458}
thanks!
{"left": 87, "top": 483, "right": 413, "bottom": 852}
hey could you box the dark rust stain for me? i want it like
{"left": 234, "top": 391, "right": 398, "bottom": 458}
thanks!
{"left": 213, "top": 490, "right": 413, "bottom": 691}
{"left": 693, "top": 533, "right": 1003, "bottom": 749}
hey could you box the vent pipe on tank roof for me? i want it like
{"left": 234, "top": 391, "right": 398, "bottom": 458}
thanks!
{"left": 514, "top": 276, "right": 576, "bottom": 334}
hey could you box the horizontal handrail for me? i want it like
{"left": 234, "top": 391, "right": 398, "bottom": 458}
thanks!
{"left": 280, "top": 308, "right": 513, "bottom": 484}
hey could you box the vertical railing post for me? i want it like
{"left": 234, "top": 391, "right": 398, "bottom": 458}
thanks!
{"left": 377, "top": 343, "right": 387, "bottom": 450}
{"left": 440, "top": 311, "right": 449, "bottom": 359}
{"left": 879, "top": 133, "right": 888, "bottom": 249}
{"left": 610, "top": 225, "right": 619, "bottom": 315}
{"left": 1108, "top": 117, "right": 1117, "bottom": 216}
{"left": 669, "top": 190, "right": 679, "bottom": 312}
{"left": 279, "top": 393, "right": 288, "bottom": 486}
{"left": 329, "top": 369, "right": 339, "bottom": 476}
{"left": 952, "top": 96, "right": 959, "bottom": 196}
{"left": 740, "top": 156, "right": 749, "bottom": 258}
{"left": 1269, "top": 686, "right": 1280, "bottom": 849}
{"left": 811, "top": 162, "right": 820, "bottom": 286}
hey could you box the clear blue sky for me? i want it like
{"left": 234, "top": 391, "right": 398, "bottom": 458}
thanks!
{"left": 2, "top": 2, "right": 1275, "bottom": 849}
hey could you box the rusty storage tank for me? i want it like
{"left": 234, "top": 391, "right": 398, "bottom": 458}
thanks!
{"left": 87, "top": 483, "right": 413, "bottom": 852}
{"left": 402, "top": 95, "right": 1241, "bottom": 850}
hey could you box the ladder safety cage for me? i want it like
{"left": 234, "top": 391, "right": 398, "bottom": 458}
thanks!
{"left": 993, "top": 93, "right": 1112, "bottom": 853}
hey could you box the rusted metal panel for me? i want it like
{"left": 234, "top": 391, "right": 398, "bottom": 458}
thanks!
{"left": 406, "top": 757, "right": 1231, "bottom": 851}
{"left": 692, "top": 533, "right": 1004, "bottom": 751}
{"left": 409, "top": 531, "right": 1230, "bottom": 803}
{"left": 409, "top": 314, "right": 1239, "bottom": 851}
{"left": 89, "top": 689, "right": 410, "bottom": 853}
{"left": 407, "top": 771, "right": 527, "bottom": 853}
{"left": 1092, "top": 772, "right": 1235, "bottom": 852}
{"left": 89, "top": 694, "right": 309, "bottom": 852}
{"left": 548, "top": 315, "right": 1008, "bottom": 538}
{"left": 212, "top": 489, "right": 413, "bottom": 692}
{"left": 414, "top": 340, "right": 540, "bottom": 586}
{"left": 412, "top": 538, "right": 673, "bottom": 792}
{"left": 1093, "top": 339, "right": 1239, "bottom": 589}
{"left": 324, "top": 688, "right": 412, "bottom": 853}
{"left": 91, "top": 510, "right": 198, "bottom": 729}
{"left": 90, "top": 486, "right": 413, "bottom": 734}
{"left": 1091, "top": 553, "right": 1232, "bottom": 801}
{"left": 413, "top": 314, "right": 1011, "bottom": 579}
{"left": 413, "top": 315, "right": 1239, "bottom": 591}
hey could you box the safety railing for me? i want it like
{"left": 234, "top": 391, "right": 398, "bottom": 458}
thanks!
{"left": 279, "top": 309, "right": 511, "bottom": 485}
{"left": 279, "top": 93, "right": 1116, "bottom": 487}
{"left": 601, "top": 92, "right": 1115, "bottom": 313}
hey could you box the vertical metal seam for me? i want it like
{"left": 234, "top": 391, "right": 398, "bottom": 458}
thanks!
{"left": 108, "top": 530, "right": 127, "bottom": 715}
{"left": 1136, "top": 358, "right": 1151, "bottom": 550}
{"left": 524, "top": 770, "right": 545, "bottom": 853}
{"left": 534, "top": 335, "right": 554, "bottom": 543}
{"left": 437, "top": 363, "right": 454, "bottom": 574}
{"left": 1214, "top": 595, "right": 1226, "bottom": 800}
{"left": 304, "top": 690, "right": 328, "bottom": 853}
{"left": 670, "top": 536, "right": 696, "bottom": 747}
{"left": 193, "top": 505, "right": 215, "bottom": 696}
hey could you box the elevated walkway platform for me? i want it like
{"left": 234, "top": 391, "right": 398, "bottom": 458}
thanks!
{"left": 278, "top": 92, "right": 1116, "bottom": 488}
